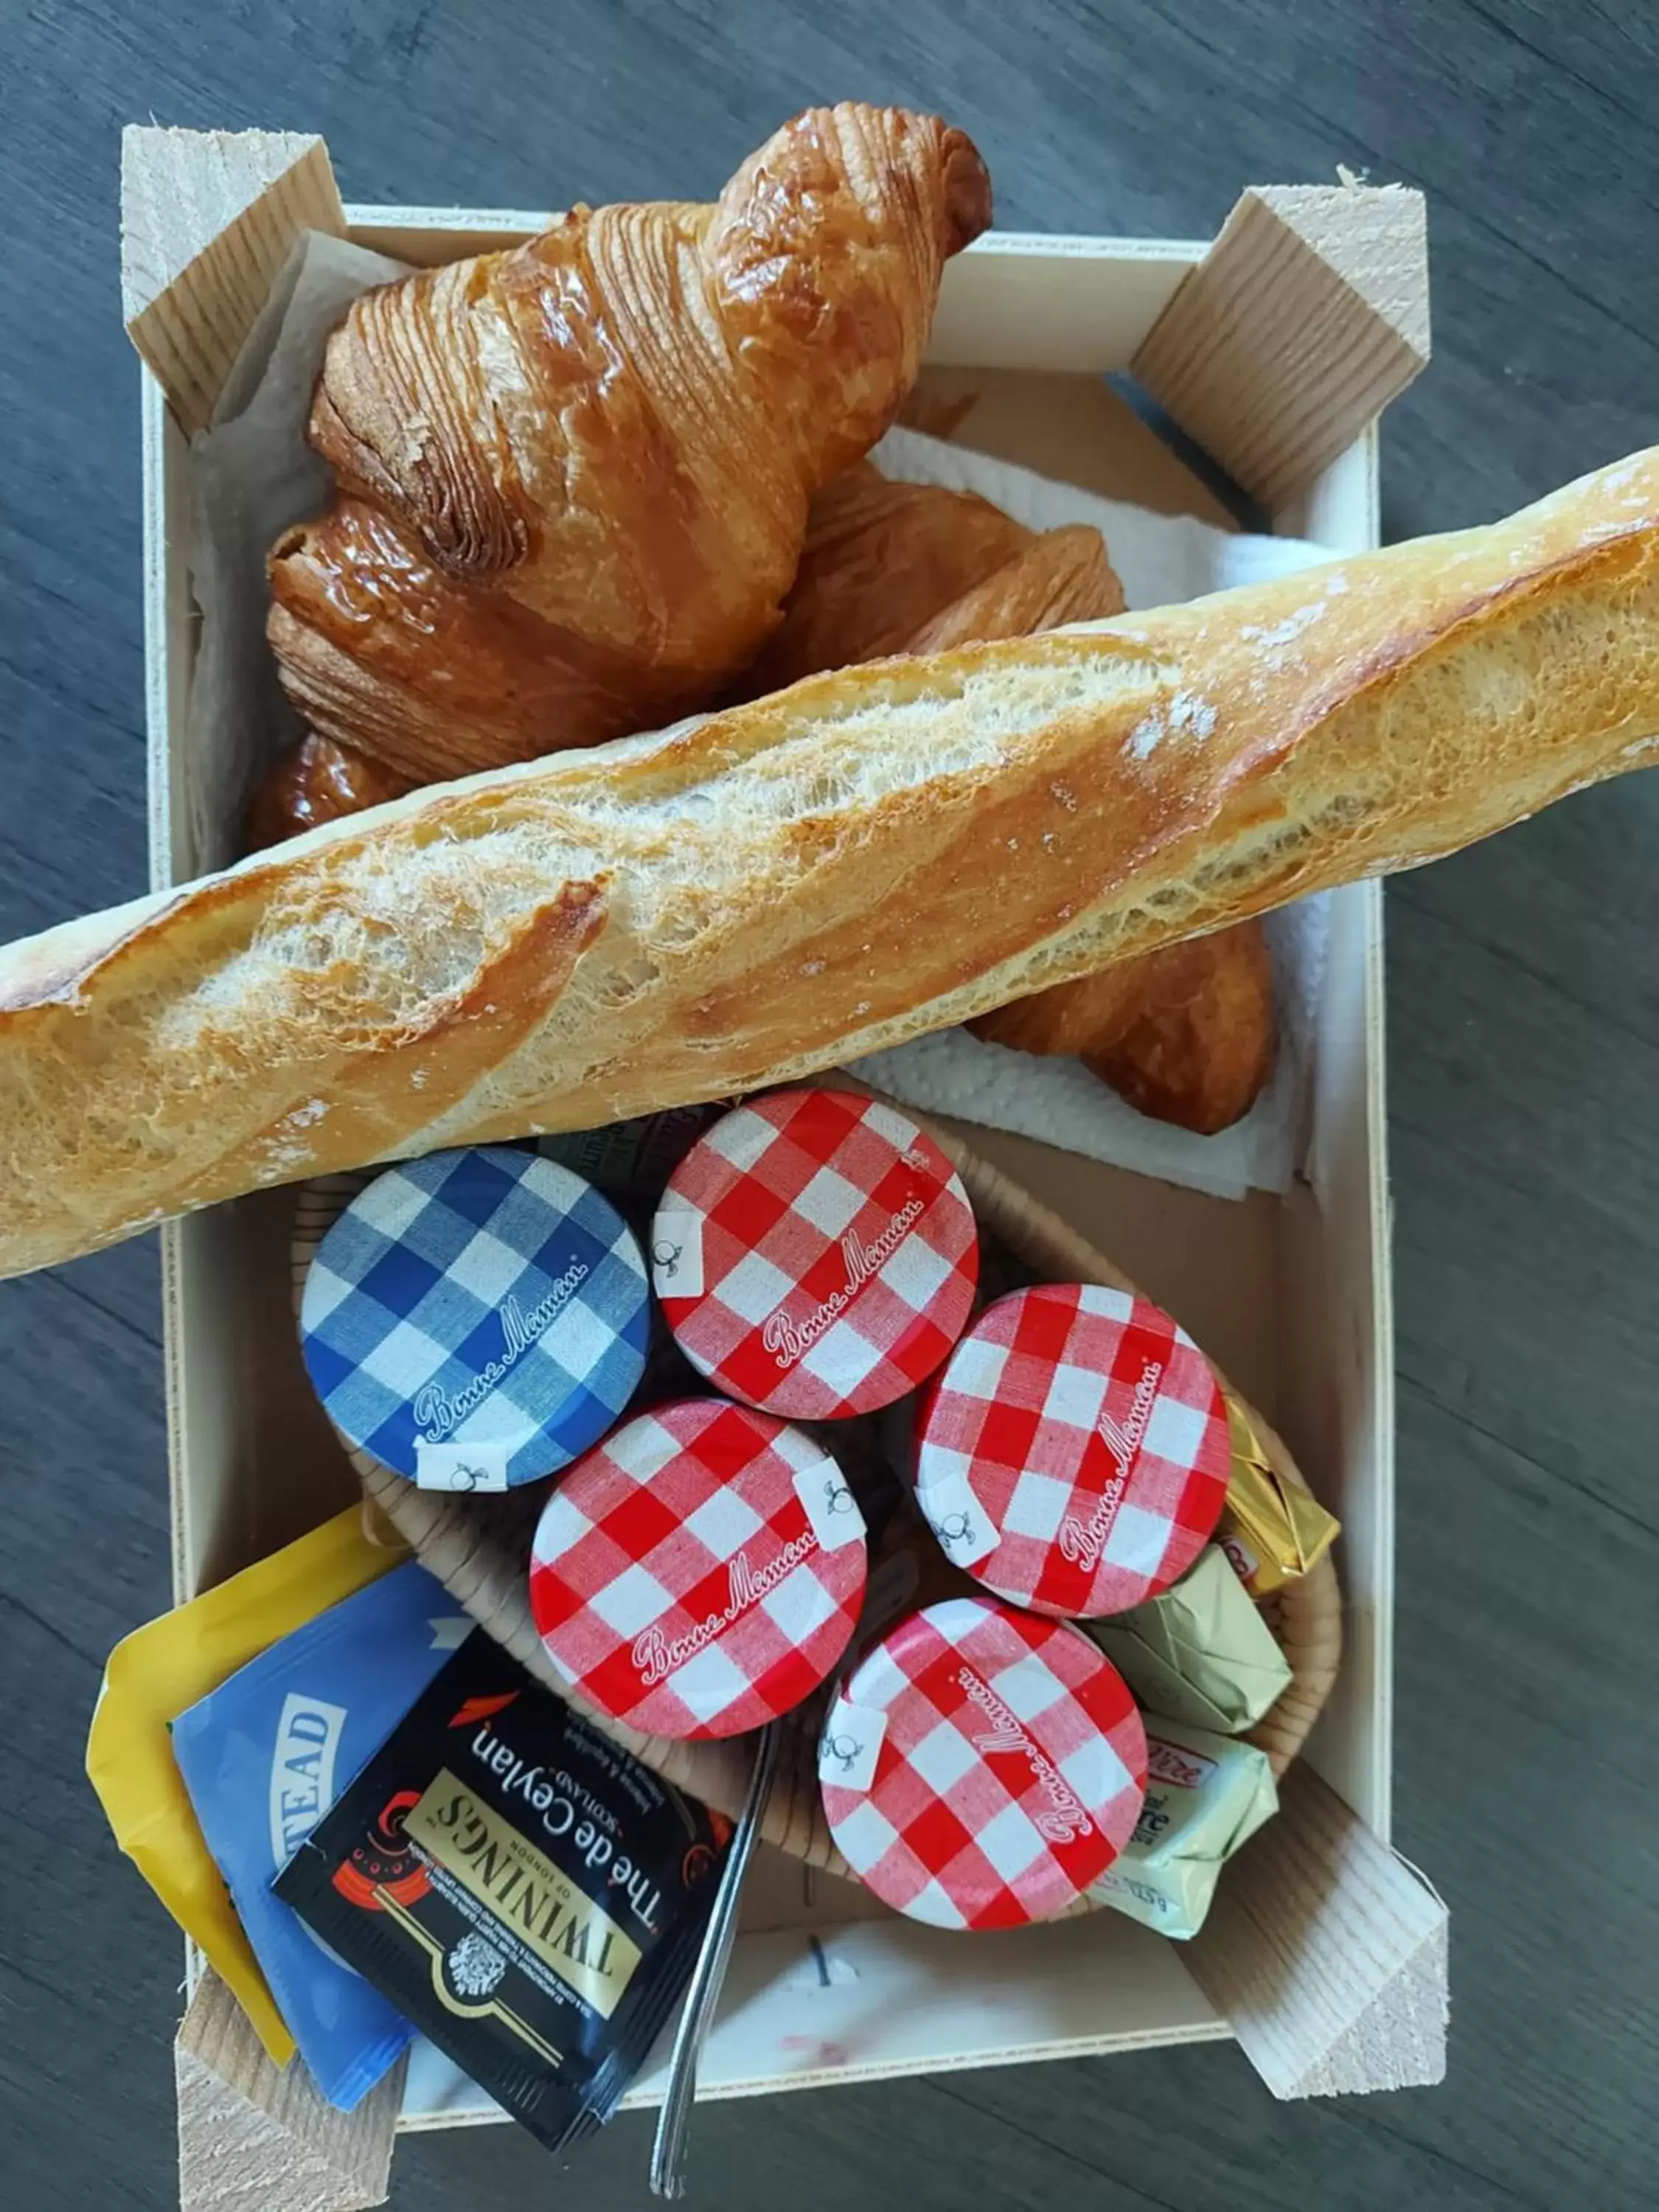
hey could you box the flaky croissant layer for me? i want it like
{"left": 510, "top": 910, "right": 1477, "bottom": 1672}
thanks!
{"left": 266, "top": 105, "right": 991, "bottom": 789}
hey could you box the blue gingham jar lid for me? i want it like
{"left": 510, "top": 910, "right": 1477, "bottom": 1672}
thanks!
{"left": 299, "top": 1147, "right": 650, "bottom": 1491}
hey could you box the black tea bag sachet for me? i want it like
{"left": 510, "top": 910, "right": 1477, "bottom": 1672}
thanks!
{"left": 274, "top": 1632, "right": 731, "bottom": 2150}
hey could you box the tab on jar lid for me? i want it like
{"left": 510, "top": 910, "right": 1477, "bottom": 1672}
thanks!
{"left": 299, "top": 1147, "right": 650, "bottom": 1489}
{"left": 818, "top": 1595, "right": 1147, "bottom": 1929}
{"left": 651, "top": 1088, "right": 978, "bottom": 1420}
{"left": 529, "top": 1397, "right": 869, "bottom": 1739}
{"left": 914, "top": 1284, "right": 1231, "bottom": 1618}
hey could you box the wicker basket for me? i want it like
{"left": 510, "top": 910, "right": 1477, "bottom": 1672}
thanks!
{"left": 291, "top": 1111, "right": 1341, "bottom": 1877}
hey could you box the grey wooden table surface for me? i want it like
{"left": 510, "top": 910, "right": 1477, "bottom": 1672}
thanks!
{"left": 3, "top": 1, "right": 1657, "bottom": 2205}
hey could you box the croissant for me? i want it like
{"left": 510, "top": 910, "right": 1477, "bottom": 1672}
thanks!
{"left": 245, "top": 733, "right": 414, "bottom": 851}
{"left": 739, "top": 460, "right": 1121, "bottom": 694}
{"left": 263, "top": 105, "right": 990, "bottom": 800}
{"left": 742, "top": 465, "right": 1273, "bottom": 1132}
{"left": 969, "top": 931, "right": 1276, "bottom": 1135}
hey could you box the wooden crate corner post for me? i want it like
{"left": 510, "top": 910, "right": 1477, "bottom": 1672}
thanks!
{"left": 121, "top": 123, "right": 347, "bottom": 434}
{"left": 1186, "top": 1763, "right": 1448, "bottom": 2098}
{"left": 1132, "top": 179, "right": 1429, "bottom": 510}
{"left": 175, "top": 1970, "right": 403, "bottom": 2212}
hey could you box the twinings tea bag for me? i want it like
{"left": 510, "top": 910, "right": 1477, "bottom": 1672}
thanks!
{"left": 1088, "top": 1717, "right": 1277, "bottom": 1939}
{"left": 653, "top": 1088, "right": 979, "bottom": 1420}
{"left": 85, "top": 1506, "right": 406, "bottom": 2067}
{"left": 1082, "top": 1548, "right": 1291, "bottom": 1734}
{"left": 170, "top": 1562, "right": 469, "bottom": 2109}
{"left": 1218, "top": 1399, "right": 1340, "bottom": 1596}
{"left": 275, "top": 1632, "right": 729, "bottom": 2152}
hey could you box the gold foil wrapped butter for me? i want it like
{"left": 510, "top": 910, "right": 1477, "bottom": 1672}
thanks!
{"left": 1218, "top": 1398, "right": 1340, "bottom": 1596}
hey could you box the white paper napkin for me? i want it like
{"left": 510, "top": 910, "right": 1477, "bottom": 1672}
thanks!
{"left": 181, "top": 234, "right": 409, "bottom": 876}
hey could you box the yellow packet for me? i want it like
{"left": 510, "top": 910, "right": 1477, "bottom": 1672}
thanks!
{"left": 1217, "top": 1399, "right": 1340, "bottom": 1595}
{"left": 85, "top": 1506, "right": 406, "bottom": 2065}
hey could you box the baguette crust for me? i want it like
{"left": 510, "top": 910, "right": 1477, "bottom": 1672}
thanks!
{"left": 5, "top": 450, "right": 1659, "bottom": 1276}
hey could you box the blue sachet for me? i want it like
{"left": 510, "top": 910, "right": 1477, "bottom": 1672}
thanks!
{"left": 170, "top": 1559, "right": 472, "bottom": 2110}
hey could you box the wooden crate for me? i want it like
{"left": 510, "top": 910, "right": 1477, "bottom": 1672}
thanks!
{"left": 121, "top": 128, "right": 1440, "bottom": 2212}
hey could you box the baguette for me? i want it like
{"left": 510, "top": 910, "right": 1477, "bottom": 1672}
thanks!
{"left": 5, "top": 449, "right": 1659, "bottom": 1279}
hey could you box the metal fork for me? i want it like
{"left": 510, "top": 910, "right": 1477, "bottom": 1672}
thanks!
{"left": 649, "top": 1721, "right": 782, "bottom": 2198}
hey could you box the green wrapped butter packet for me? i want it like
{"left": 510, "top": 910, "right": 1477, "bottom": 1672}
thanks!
{"left": 1088, "top": 1717, "right": 1276, "bottom": 1940}
{"left": 1082, "top": 1548, "right": 1291, "bottom": 1734}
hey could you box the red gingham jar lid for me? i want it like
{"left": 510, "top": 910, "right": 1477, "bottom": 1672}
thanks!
{"left": 818, "top": 1595, "right": 1147, "bottom": 1929}
{"left": 650, "top": 1088, "right": 978, "bottom": 1419}
{"left": 914, "top": 1284, "right": 1231, "bottom": 1618}
{"left": 529, "top": 1396, "right": 868, "bottom": 1739}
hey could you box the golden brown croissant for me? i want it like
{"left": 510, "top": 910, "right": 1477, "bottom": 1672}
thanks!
{"left": 266, "top": 106, "right": 990, "bottom": 791}
{"left": 969, "top": 932, "right": 1276, "bottom": 1135}
{"left": 743, "top": 465, "right": 1273, "bottom": 1132}
{"left": 740, "top": 461, "right": 1122, "bottom": 693}
{"left": 245, "top": 733, "right": 414, "bottom": 852}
